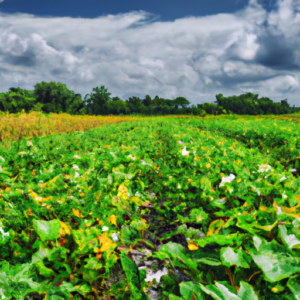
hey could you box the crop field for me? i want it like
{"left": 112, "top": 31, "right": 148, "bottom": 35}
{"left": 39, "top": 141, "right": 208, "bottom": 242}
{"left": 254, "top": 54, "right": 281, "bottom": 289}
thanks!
{"left": 0, "top": 114, "right": 300, "bottom": 300}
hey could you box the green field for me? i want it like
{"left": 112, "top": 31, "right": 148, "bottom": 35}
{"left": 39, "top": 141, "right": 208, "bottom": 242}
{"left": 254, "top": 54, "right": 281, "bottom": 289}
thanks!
{"left": 0, "top": 116, "right": 300, "bottom": 300}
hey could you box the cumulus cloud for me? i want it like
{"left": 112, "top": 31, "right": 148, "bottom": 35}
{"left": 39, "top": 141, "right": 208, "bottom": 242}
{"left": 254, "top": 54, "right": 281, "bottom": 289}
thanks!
{"left": 0, "top": 0, "right": 299, "bottom": 106}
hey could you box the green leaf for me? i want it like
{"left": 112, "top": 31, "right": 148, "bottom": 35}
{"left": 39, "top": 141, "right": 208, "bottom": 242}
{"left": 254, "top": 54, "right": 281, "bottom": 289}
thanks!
{"left": 195, "top": 257, "right": 221, "bottom": 266}
{"left": 220, "top": 247, "right": 250, "bottom": 268}
{"left": 287, "top": 274, "right": 300, "bottom": 300}
{"left": 32, "top": 247, "right": 55, "bottom": 263}
{"left": 189, "top": 208, "right": 209, "bottom": 224}
{"left": 278, "top": 225, "right": 300, "bottom": 249}
{"left": 154, "top": 242, "right": 198, "bottom": 272}
{"left": 237, "top": 281, "right": 258, "bottom": 300}
{"left": 168, "top": 294, "right": 184, "bottom": 300}
{"left": 200, "top": 282, "right": 241, "bottom": 300}
{"left": 33, "top": 219, "right": 61, "bottom": 241}
{"left": 120, "top": 252, "right": 142, "bottom": 300}
{"left": 179, "top": 281, "right": 203, "bottom": 300}
{"left": 250, "top": 236, "right": 300, "bottom": 282}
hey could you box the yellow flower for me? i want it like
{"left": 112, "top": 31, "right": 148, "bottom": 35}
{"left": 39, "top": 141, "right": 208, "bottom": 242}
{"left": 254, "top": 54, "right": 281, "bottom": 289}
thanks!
{"left": 259, "top": 206, "right": 268, "bottom": 211}
{"left": 72, "top": 208, "right": 83, "bottom": 218}
{"left": 187, "top": 178, "right": 193, "bottom": 183}
{"left": 60, "top": 221, "right": 71, "bottom": 236}
{"left": 188, "top": 243, "right": 199, "bottom": 251}
{"left": 98, "top": 232, "right": 117, "bottom": 253}
{"left": 206, "top": 163, "right": 211, "bottom": 169}
{"left": 5, "top": 187, "right": 10, "bottom": 192}
{"left": 50, "top": 175, "right": 60, "bottom": 183}
{"left": 79, "top": 192, "right": 85, "bottom": 197}
{"left": 108, "top": 214, "right": 118, "bottom": 227}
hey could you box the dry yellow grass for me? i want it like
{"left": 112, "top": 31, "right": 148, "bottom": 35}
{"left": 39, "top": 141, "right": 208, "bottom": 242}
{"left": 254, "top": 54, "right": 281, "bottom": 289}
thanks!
{"left": 0, "top": 110, "right": 138, "bottom": 149}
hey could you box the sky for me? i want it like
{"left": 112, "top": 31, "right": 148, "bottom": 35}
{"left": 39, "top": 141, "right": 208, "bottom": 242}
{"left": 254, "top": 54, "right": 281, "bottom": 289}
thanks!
{"left": 0, "top": 0, "right": 299, "bottom": 106}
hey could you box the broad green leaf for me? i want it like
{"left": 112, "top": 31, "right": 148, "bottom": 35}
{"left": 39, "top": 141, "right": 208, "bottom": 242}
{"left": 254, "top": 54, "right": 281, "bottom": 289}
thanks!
{"left": 250, "top": 236, "right": 300, "bottom": 282}
{"left": 278, "top": 225, "right": 300, "bottom": 249}
{"left": 154, "top": 242, "right": 198, "bottom": 272}
{"left": 252, "top": 220, "right": 278, "bottom": 232}
{"left": 287, "top": 274, "right": 300, "bottom": 300}
{"left": 200, "top": 282, "right": 241, "bottom": 300}
{"left": 120, "top": 252, "right": 142, "bottom": 300}
{"left": 220, "top": 247, "right": 250, "bottom": 268}
{"left": 179, "top": 281, "right": 203, "bottom": 300}
{"left": 237, "top": 281, "right": 258, "bottom": 300}
{"left": 33, "top": 219, "right": 61, "bottom": 241}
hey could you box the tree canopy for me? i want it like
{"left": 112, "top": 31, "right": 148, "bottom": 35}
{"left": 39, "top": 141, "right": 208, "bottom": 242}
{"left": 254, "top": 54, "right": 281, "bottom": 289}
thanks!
{"left": 0, "top": 81, "right": 298, "bottom": 116}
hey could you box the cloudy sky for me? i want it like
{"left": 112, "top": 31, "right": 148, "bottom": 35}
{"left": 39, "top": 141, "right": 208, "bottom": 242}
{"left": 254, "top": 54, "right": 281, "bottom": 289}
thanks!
{"left": 0, "top": 0, "right": 299, "bottom": 106}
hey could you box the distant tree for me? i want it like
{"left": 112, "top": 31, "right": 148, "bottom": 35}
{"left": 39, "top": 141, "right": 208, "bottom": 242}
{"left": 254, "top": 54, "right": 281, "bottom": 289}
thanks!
{"left": 173, "top": 96, "right": 190, "bottom": 108}
{"left": 106, "top": 99, "right": 128, "bottom": 114}
{"left": 33, "top": 81, "right": 78, "bottom": 114}
{"left": 84, "top": 85, "right": 111, "bottom": 115}
{"left": 0, "top": 90, "right": 36, "bottom": 113}
{"left": 142, "top": 95, "right": 152, "bottom": 107}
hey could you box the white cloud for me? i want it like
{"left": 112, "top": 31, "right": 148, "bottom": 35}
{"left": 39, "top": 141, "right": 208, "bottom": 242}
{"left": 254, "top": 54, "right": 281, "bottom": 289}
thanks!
{"left": 0, "top": 0, "right": 299, "bottom": 106}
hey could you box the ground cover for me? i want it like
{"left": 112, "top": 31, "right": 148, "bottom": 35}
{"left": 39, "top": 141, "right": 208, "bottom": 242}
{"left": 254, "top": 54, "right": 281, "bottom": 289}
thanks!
{"left": 0, "top": 117, "right": 300, "bottom": 299}
{"left": 0, "top": 111, "right": 138, "bottom": 149}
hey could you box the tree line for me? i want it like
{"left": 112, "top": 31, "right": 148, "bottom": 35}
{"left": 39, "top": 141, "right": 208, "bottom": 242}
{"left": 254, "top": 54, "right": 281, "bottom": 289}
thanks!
{"left": 0, "top": 81, "right": 298, "bottom": 116}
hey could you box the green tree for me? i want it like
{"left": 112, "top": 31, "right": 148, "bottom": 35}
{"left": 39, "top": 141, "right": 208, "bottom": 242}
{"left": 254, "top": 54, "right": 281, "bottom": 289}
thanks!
{"left": 142, "top": 95, "right": 152, "bottom": 107}
{"left": 33, "top": 81, "right": 76, "bottom": 114}
{"left": 84, "top": 86, "right": 111, "bottom": 115}
{"left": 173, "top": 96, "right": 190, "bottom": 108}
{"left": 0, "top": 90, "right": 36, "bottom": 113}
{"left": 106, "top": 99, "right": 128, "bottom": 114}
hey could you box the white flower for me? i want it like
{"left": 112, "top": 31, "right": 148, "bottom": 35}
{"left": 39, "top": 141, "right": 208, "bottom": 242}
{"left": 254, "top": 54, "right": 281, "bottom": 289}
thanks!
{"left": 74, "top": 155, "right": 81, "bottom": 159}
{"left": 74, "top": 172, "right": 80, "bottom": 178}
{"left": 0, "top": 227, "right": 9, "bottom": 240}
{"left": 181, "top": 146, "right": 189, "bottom": 156}
{"left": 138, "top": 267, "right": 168, "bottom": 288}
{"left": 72, "top": 164, "right": 80, "bottom": 170}
{"left": 128, "top": 154, "right": 136, "bottom": 160}
{"left": 258, "top": 164, "right": 272, "bottom": 173}
{"left": 26, "top": 141, "right": 33, "bottom": 147}
{"left": 111, "top": 233, "right": 119, "bottom": 242}
{"left": 290, "top": 169, "right": 297, "bottom": 172}
{"left": 149, "top": 192, "right": 156, "bottom": 199}
{"left": 177, "top": 183, "right": 182, "bottom": 189}
{"left": 277, "top": 206, "right": 282, "bottom": 215}
{"left": 141, "top": 160, "right": 147, "bottom": 165}
{"left": 8, "top": 203, "right": 13, "bottom": 208}
{"left": 193, "top": 151, "right": 196, "bottom": 155}
{"left": 219, "top": 174, "right": 236, "bottom": 187}
{"left": 282, "top": 192, "right": 288, "bottom": 199}
{"left": 280, "top": 176, "right": 287, "bottom": 182}
{"left": 0, "top": 166, "right": 2, "bottom": 172}
{"left": 0, "top": 156, "right": 5, "bottom": 162}
{"left": 102, "top": 226, "right": 109, "bottom": 232}
{"left": 178, "top": 140, "right": 183, "bottom": 145}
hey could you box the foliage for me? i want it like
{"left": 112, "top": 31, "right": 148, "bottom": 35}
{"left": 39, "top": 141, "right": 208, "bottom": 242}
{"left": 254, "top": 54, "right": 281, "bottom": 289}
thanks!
{"left": 1, "top": 82, "right": 298, "bottom": 116}
{"left": 0, "top": 117, "right": 300, "bottom": 299}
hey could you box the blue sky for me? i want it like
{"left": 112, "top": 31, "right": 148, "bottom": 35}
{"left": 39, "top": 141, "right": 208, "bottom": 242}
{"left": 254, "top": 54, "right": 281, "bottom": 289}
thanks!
{"left": 0, "top": 0, "right": 299, "bottom": 106}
